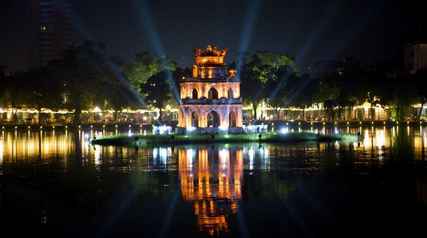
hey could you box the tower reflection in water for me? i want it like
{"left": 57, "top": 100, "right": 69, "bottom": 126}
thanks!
{"left": 178, "top": 146, "right": 243, "bottom": 236}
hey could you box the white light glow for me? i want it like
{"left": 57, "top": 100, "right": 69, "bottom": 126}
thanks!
{"left": 219, "top": 126, "right": 228, "bottom": 132}
{"left": 186, "top": 126, "right": 196, "bottom": 133}
{"left": 279, "top": 127, "right": 288, "bottom": 134}
{"left": 243, "top": 124, "right": 268, "bottom": 133}
{"left": 153, "top": 125, "right": 172, "bottom": 135}
{"left": 186, "top": 148, "right": 195, "bottom": 168}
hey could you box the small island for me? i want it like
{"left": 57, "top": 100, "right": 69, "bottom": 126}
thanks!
{"left": 91, "top": 132, "right": 357, "bottom": 147}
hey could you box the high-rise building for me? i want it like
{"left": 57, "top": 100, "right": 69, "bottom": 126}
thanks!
{"left": 31, "top": 0, "right": 76, "bottom": 67}
{"left": 404, "top": 43, "right": 427, "bottom": 74}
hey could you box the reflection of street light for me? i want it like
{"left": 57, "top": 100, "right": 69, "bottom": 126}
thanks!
{"left": 186, "top": 148, "right": 195, "bottom": 164}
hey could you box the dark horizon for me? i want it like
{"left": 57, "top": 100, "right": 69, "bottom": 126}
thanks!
{"left": 0, "top": 0, "right": 425, "bottom": 72}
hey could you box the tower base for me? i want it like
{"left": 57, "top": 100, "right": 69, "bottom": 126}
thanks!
{"left": 175, "top": 127, "right": 243, "bottom": 135}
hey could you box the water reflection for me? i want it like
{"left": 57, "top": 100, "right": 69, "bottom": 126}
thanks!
{"left": 1, "top": 126, "right": 426, "bottom": 164}
{"left": 1, "top": 127, "right": 427, "bottom": 236}
{"left": 178, "top": 147, "right": 243, "bottom": 235}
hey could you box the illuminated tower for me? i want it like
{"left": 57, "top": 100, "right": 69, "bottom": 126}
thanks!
{"left": 178, "top": 45, "right": 243, "bottom": 133}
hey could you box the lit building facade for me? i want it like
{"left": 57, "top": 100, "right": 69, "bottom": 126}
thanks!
{"left": 31, "top": 0, "right": 76, "bottom": 67}
{"left": 178, "top": 45, "right": 243, "bottom": 133}
{"left": 405, "top": 43, "right": 427, "bottom": 74}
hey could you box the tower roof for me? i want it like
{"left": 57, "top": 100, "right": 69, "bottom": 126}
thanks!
{"left": 194, "top": 45, "right": 227, "bottom": 66}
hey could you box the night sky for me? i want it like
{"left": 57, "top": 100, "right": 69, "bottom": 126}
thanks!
{"left": 0, "top": 0, "right": 424, "bottom": 72}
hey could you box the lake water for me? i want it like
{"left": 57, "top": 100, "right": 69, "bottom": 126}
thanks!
{"left": 1, "top": 126, "right": 427, "bottom": 237}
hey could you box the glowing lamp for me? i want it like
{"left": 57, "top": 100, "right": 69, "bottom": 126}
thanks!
{"left": 93, "top": 106, "right": 101, "bottom": 113}
{"left": 279, "top": 127, "right": 288, "bottom": 134}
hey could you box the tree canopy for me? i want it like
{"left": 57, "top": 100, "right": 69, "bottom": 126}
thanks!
{"left": 240, "top": 52, "right": 298, "bottom": 120}
{"left": 123, "top": 52, "right": 176, "bottom": 94}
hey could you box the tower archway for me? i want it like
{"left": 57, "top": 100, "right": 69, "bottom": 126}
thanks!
{"left": 207, "top": 111, "right": 220, "bottom": 128}
{"left": 208, "top": 88, "right": 219, "bottom": 99}
{"left": 228, "top": 88, "right": 234, "bottom": 99}
{"left": 229, "top": 111, "right": 237, "bottom": 128}
{"left": 192, "top": 89, "right": 198, "bottom": 99}
{"left": 191, "top": 111, "right": 199, "bottom": 128}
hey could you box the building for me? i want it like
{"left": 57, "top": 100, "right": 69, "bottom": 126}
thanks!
{"left": 177, "top": 45, "right": 243, "bottom": 133}
{"left": 405, "top": 43, "right": 427, "bottom": 74}
{"left": 31, "top": 0, "right": 76, "bottom": 67}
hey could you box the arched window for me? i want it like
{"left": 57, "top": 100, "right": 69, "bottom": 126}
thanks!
{"left": 207, "top": 111, "right": 220, "bottom": 128}
{"left": 229, "top": 111, "right": 237, "bottom": 128}
{"left": 228, "top": 88, "right": 234, "bottom": 99}
{"left": 208, "top": 88, "right": 219, "bottom": 99}
{"left": 191, "top": 112, "right": 199, "bottom": 128}
{"left": 192, "top": 89, "right": 198, "bottom": 99}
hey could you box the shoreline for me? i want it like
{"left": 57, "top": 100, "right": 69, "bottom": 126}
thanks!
{"left": 0, "top": 120, "right": 424, "bottom": 130}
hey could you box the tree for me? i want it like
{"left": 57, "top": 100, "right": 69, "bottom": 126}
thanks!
{"left": 141, "top": 70, "right": 176, "bottom": 122}
{"left": 123, "top": 52, "right": 176, "bottom": 95}
{"left": 50, "top": 41, "right": 142, "bottom": 125}
{"left": 240, "top": 52, "right": 297, "bottom": 120}
{"left": 283, "top": 73, "right": 317, "bottom": 120}
{"left": 313, "top": 58, "right": 376, "bottom": 121}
